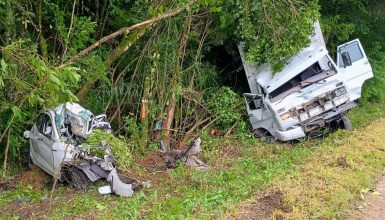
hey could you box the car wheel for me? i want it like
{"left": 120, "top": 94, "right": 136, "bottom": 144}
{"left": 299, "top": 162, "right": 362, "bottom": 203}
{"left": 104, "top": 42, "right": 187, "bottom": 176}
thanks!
{"left": 28, "top": 155, "right": 34, "bottom": 170}
{"left": 69, "top": 167, "right": 90, "bottom": 189}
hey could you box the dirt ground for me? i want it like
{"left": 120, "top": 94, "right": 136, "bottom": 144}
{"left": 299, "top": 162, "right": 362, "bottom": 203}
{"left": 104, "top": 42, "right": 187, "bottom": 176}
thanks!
{"left": 347, "top": 174, "right": 385, "bottom": 220}
{"left": 231, "top": 190, "right": 291, "bottom": 220}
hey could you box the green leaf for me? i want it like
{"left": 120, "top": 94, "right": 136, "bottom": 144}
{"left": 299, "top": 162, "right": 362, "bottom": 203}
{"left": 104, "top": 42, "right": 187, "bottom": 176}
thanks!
{"left": 49, "top": 73, "right": 61, "bottom": 86}
{"left": 0, "top": 59, "right": 7, "bottom": 73}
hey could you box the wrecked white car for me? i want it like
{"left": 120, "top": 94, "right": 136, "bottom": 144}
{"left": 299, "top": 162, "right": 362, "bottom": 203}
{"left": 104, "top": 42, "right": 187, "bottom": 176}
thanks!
{"left": 24, "top": 102, "right": 137, "bottom": 197}
{"left": 240, "top": 22, "right": 373, "bottom": 141}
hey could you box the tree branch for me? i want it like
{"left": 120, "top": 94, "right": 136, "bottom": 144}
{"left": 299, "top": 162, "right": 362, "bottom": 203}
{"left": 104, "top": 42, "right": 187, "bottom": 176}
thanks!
{"left": 59, "top": 0, "right": 198, "bottom": 67}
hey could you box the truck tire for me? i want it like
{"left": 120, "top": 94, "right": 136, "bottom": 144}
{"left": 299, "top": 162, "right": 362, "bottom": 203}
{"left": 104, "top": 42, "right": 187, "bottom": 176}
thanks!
{"left": 253, "top": 129, "right": 276, "bottom": 144}
{"left": 69, "top": 167, "right": 90, "bottom": 189}
{"left": 340, "top": 116, "right": 353, "bottom": 130}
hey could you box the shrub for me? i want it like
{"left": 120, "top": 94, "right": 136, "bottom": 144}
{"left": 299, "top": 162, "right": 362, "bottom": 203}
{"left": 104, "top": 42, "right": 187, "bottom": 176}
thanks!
{"left": 84, "top": 130, "right": 132, "bottom": 171}
{"left": 205, "top": 87, "right": 242, "bottom": 131}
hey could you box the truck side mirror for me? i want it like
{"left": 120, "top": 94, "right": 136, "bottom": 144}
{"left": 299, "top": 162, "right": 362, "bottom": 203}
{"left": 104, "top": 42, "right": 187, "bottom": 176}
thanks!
{"left": 341, "top": 51, "right": 352, "bottom": 67}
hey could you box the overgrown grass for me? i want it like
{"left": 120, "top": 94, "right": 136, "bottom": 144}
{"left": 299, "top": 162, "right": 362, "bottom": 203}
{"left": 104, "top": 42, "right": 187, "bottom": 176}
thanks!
{"left": 348, "top": 101, "right": 385, "bottom": 127}
{"left": 227, "top": 102, "right": 385, "bottom": 219}
{"left": 45, "top": 138, "right": 315, "bottom": 219}
{"left": 2, "top": 102, "right": 385, "bottom": 219}
{"left": 271, "top": 118, "right": 385, "bottom": 219}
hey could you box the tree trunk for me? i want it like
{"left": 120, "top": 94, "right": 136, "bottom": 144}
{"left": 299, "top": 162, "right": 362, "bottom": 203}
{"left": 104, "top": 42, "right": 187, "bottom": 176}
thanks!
{"left": 37, "top": 0, "right": 48, "bottom": 58}
{"left": 162, "top": 93, "right": 176, "bottom": 148}
{"left": 161, "top": 10, "right": 192, "bottom": 149}
{"left": 2, "top": 129, "right": 11, "bottom": 177}
{"left": 139, "top": 75, "right": 151, "bottom": 151}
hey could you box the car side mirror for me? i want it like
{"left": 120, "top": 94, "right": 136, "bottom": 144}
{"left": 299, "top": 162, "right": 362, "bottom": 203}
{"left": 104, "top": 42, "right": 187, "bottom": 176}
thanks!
{"left": 23, "top": 131, "right": 31, "bottom": 139}
{"left": 341, "top": 51, "right": 352, "bottom": 67}
{"left": 44, "top": 126, "right": 52, "bottom": 136}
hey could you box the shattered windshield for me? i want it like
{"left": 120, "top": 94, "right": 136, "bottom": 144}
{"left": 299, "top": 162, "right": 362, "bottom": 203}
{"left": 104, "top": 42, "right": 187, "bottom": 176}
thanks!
{"left": 269, "top": 59, "right": 336, "bottom": 102}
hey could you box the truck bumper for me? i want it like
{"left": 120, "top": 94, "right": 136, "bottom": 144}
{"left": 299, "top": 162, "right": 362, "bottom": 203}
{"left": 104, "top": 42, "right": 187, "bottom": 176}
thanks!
{"left": 274, "top": 126, "right": 306, "bottom": 141}
{"left": 274, "top": 101, "right": 357, "bottom": 141}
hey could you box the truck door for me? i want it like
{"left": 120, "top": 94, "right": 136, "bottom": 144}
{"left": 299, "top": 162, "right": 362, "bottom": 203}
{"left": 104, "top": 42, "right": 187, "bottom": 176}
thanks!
{"left": 336, "top": 39, "right": 373, "bottom": 100}
{"left": 244, "top": 93, "right": 263, "bottom": 124}
{"left": 30, "top": 113, "right": 55, "bottom": 175}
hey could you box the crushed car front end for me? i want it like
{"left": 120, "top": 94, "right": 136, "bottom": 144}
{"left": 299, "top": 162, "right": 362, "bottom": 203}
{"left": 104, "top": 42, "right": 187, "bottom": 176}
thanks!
{"left": 24, "top": 102, "right": 140, "bottom": 197}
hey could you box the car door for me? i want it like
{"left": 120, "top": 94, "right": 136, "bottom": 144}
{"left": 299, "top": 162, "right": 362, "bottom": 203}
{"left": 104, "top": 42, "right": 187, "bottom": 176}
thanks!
{"left": 30, "top": 113, "right": 55, "bottom": 175}
{"left": 336, "top": 39, "right": 373, "bottom": 100}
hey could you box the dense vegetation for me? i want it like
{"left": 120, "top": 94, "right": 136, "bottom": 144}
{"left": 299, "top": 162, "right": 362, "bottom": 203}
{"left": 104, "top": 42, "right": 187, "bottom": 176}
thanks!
{"left": 0, "top": 0, "right": 384, "bottom": 172}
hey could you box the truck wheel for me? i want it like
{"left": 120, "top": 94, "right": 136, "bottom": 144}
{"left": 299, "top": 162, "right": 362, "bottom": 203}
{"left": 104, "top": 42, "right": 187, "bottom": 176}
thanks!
{"left": 340, "top": 116, "right": 353, "bottom": 130}
{"left": 69, "top": 167, "right": 90, "bottom": 189}
{"left": 253, "top": 129, "right": 276, "bottom": 144}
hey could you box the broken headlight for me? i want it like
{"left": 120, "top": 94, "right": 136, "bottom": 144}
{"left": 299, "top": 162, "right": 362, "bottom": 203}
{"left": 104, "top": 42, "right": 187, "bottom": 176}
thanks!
{"left": 333, "top": 87, "right": 346, "bottom": 97}
{"left": 280, "top": 112, "right": 291, "bottom": 121}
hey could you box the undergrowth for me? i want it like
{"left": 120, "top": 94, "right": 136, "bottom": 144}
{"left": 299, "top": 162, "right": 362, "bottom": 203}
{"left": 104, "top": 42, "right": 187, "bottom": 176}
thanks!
{"left": 1, "top": 103, "right": 385, "bottom": 219}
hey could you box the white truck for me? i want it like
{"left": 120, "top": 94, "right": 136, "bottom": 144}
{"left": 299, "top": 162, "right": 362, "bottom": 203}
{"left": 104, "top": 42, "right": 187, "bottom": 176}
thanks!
{"left": 240, "top": 22, "right": 373, "bottom": 142}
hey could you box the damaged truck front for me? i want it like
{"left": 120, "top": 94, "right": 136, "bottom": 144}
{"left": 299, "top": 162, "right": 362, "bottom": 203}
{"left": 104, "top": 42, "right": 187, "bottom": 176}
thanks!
{"left": 24, "top": 102, "right": 138, "bottom": 197}
{"left": 240, "top": 22, "right": 373, "bottom": 142}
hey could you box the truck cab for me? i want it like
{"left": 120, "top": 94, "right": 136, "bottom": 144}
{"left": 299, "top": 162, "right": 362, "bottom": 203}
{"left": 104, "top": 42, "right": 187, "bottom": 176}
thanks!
{"left": 240, "top": 22, "right": 373, "bottom": 141}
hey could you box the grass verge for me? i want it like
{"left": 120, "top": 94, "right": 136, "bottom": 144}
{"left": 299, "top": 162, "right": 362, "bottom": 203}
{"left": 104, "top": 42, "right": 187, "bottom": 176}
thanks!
{"left": 231, "top": 103, "right": 385, "bottom": 219}
{"left": 1, "top": 102, "right": 385, "bottom": 219}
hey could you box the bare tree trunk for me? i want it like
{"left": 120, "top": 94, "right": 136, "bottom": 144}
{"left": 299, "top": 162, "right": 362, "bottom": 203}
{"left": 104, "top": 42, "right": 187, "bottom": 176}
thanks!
{"left": 162, "top": 93, "right": 176, "bottom": 148}
{"left": 139, "top": 75, "right": 151, "bottom": 151}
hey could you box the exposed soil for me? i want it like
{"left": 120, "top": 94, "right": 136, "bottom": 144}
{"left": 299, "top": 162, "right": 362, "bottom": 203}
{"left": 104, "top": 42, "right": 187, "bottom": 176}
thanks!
{"left": 1, "top": 140, "right": 223, "bottom": 218}
{"left": 347, "top": 175, "right": 385, "bottom": 220}
{"left": 235, "top": 190, "right": 291, "bottom": 220}
{"left": 2, "top": 187, "right": 85, "bottom": 219}
{"left": 134, "top": 150, "right": 167, "bottom": 171}
{"left": 16, "top": 165, "right": 51, "bottom": 189}
{"left": 0, "top": 165, "right": 50, "bottom": 193}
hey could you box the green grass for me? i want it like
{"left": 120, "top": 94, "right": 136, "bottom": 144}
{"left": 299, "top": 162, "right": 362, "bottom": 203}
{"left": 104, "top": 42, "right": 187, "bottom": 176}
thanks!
{"left": 348, "top": 101, "right": 385, "bottom": 127}
{"left": 46, "top": 139, "right": 314, "bottom": 219}
{"left": 270, "top": 119, "right": 385, "bottom": 219}
{"left": 2, "top": 102, "right": 385, "bottom": 219}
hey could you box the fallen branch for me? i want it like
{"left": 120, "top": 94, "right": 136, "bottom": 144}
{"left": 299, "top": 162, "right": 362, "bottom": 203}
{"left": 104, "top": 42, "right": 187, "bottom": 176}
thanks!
{"left": 2, "top": 129, "right": 11, "bottom": 177}
{"left": 59, "top": 0, "right": 198, "bottom": 67}
{"left": 224, "top": 122, "right": 238, "bottom": 137}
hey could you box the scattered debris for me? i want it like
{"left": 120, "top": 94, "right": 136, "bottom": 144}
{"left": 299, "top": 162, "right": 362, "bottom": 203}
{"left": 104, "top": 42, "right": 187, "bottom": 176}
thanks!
{"left": 24, "top": 102, "right": 145, "bottom": 197}
{"left": 162, "top": 138, "right": 210, "bottom": 171}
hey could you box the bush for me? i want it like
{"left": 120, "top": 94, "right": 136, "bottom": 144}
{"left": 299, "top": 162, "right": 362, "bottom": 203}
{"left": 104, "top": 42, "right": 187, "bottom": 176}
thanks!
{"left": 205, "top": 87, "right": 242, "bottom": 131}
{"left": 84, "top": 130, "right": 132, "bottom": 171}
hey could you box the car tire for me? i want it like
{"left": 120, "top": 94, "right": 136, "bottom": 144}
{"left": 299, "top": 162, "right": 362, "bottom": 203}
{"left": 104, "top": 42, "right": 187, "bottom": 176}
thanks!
{"left": 28, "top": 155, "right": 34, "bottom": 170}
{"left": 69, "top": 167, "right": 90, "bottom": 189}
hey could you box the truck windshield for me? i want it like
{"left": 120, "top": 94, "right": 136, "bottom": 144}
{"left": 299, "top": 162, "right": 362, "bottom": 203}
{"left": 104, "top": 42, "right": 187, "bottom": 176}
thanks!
{"left": 269, "top": 59, "right": 336, "bottom": 102}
